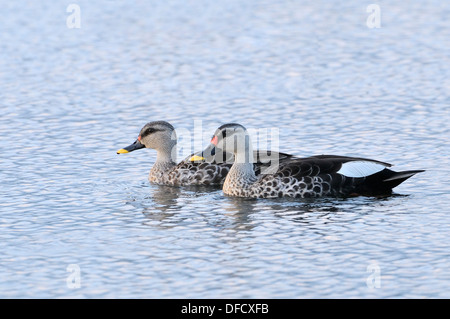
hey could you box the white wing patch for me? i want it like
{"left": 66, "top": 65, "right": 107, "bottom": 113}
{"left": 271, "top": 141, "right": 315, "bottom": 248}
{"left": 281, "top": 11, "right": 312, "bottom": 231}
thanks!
{"left": 337, "top": 161, "right": 387, "bottom": 178}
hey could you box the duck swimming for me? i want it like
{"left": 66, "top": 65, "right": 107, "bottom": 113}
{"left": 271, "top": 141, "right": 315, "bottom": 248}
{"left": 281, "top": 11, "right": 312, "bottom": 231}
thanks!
{"left": 117, "top": 121, "right": 294, "bottom": 186}
{"left": 198, "top": 123, "right": 425, "bottom": 198}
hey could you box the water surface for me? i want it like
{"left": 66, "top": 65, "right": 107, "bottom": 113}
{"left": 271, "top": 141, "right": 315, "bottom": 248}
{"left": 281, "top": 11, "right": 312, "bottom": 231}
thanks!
{"left": 1, "top": 0, "right": 449, "bottom": 298}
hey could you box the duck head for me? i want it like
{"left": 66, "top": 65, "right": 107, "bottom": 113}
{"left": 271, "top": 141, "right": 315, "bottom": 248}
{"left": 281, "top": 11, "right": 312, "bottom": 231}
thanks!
{"left": 117, "top": 121, "right": 177, "bottom": 156}
{"left": 192, "top": 123, "right": 252, "bottom": 163}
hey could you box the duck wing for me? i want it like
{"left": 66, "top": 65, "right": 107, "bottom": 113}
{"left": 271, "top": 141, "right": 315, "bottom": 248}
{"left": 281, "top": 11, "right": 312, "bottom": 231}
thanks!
{"left": 273, "top": 155, "right": 392, "bottom": 179}
{"left": 265, "top": 155, "right": 423, "bottom": 196}
{"left": 253, "top": 150, "right": 298, "bottom": 175}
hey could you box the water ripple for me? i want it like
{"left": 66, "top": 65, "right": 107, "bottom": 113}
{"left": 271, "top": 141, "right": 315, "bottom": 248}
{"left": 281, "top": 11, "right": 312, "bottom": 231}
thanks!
{"left": 1, "top": 0, "right": 449, "bottom": 298}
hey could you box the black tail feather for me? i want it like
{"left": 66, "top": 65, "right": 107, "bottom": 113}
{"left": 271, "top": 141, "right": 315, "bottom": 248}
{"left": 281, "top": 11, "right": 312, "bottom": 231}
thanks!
{"left": 382, "top": 170, "right": 425, "bottom": 189}
{"left": 356, "top": 169, "right": 424, "bottom": 196}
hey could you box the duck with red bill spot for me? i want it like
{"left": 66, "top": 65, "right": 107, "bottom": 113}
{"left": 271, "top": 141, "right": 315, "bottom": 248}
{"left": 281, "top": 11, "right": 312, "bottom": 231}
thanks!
{"left": 198, "top": 123, "right": 425, "bottom": 198}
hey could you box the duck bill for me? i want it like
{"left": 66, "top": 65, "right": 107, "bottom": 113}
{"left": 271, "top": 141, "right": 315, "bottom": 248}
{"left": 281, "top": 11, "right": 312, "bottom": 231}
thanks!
{"left": 117, "top": 139, "right": 145, "bottom": 154}
{"left": 189, "top": 143, "right": 216, "bottom": 162}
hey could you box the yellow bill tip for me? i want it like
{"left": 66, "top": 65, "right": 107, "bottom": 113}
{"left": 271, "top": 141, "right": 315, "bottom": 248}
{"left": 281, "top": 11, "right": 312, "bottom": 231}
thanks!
{"left": 117, "top": 149, "right": 129, "bottom": 154}
{"left": 189, "top": 155, "right": 205, "bottom": 162}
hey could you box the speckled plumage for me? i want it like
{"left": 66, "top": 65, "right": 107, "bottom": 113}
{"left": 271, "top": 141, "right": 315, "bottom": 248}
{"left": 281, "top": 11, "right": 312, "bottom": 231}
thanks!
{"left": 148, "top": 156, "right": 231, "bottom": 186}
{"left": 147, "top": 150, "right": 295, "bottom": 186}
{"left": 223, "top": 156, "right": 393, "bottom": 198}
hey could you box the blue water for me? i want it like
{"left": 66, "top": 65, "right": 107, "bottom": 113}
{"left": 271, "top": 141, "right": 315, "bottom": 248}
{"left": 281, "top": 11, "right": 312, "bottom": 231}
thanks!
{"left": 1, "top": 0, "right": 449, "bottom": 298}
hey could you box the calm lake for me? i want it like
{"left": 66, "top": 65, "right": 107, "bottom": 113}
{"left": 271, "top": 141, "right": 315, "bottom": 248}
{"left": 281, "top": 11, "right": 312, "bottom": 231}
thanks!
{"left": 1, "top": 0, "right": 449, "bottom": 298}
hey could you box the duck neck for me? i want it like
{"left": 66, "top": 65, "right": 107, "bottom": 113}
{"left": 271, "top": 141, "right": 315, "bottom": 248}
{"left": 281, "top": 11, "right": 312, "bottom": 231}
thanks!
{"left": 234, "top": 143, "right": 254, "bottom": 166}
{"left": 150, "top": 141, "right": 177, "bottom": 179}
{"left": 223, "top": 143, "right": 257, "bottom": 194}
{"left": 155, "top": 147, "right": 176, "bottom": 165}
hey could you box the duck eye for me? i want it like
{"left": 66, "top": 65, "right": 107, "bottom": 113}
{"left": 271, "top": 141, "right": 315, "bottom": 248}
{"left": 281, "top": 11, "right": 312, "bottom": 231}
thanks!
{"left": 144, "top": 128, "right": 160, "bottom": 136}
